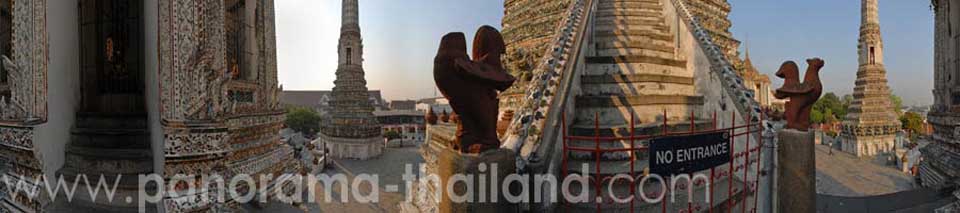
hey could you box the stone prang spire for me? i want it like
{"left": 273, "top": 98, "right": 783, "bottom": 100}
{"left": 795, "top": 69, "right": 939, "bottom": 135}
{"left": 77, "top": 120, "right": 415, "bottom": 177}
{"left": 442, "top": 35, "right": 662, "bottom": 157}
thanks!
{"left": 321, "top": 0, "right": 383, "bottom": 160}
{"left": 839, "top": 0, "right": 901, "bottom": 157}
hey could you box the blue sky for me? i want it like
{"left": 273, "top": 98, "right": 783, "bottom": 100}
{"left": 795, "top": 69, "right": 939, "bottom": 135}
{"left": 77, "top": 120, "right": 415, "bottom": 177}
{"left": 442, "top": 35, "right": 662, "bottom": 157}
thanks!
{"left": 276, "top": 0, "right": 935, "bottom": 106}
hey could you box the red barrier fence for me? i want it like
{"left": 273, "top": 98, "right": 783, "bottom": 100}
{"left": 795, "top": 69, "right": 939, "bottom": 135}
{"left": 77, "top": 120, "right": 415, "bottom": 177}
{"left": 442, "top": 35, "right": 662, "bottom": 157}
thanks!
{"left": 560, "top": 110, "right": 764, "bottom": 213}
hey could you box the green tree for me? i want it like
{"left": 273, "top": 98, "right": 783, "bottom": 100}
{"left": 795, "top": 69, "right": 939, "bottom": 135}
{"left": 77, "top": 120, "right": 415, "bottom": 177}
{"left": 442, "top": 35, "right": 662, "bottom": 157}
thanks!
{"left": 286, "top": 107, "right": 322, "bottom": 137}
{"left": 812, "top": 92, "right": 846, "bottom": 124}
{"left": 811, "top": 109, "right": 825, "bottom": 124}
{"left": 900, "top": 112, "right": 924, "bottom": 138}
{"left": 890, "top": 94, "right": 903, "bottom": 115}
{"left": 824, "top": 108, "right": 839, "bottom": 124}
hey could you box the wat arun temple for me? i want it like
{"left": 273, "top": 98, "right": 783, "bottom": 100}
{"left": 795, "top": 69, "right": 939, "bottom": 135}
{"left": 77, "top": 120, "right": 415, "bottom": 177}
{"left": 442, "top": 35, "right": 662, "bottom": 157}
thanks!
{"left": 318, "top": 0, "right": 384, "bottom": 160}
{"left": 838, "top": 0, "right": 901, "bottom": 157}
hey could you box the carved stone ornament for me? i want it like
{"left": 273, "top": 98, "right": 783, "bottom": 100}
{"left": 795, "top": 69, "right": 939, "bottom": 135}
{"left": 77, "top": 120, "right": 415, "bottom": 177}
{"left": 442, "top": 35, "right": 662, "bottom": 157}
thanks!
{"left": 773, "top": 58, "right": 824, "bottom": 131}
{"left": 434, "top": 26, "right": 517, "bottom": 154}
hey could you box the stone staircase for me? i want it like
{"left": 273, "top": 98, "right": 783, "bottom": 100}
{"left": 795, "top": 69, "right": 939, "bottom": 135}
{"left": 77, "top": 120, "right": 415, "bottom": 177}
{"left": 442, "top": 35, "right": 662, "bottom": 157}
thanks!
{"left": 564, "top": 0, "right": 716, "bottom": 211}
{"left": 50, "top": 113, "right": 157, "bottom": 212}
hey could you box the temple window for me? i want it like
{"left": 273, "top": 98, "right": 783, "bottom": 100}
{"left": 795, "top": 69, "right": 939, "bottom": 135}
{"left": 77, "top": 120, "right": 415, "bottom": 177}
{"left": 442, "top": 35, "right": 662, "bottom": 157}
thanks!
{"left": 346, "top": 48, "right": 352, "bottom": 65}
{"left": 869, "top": 47, "right": 876, "bottom": 64}
{"left": 225, "top": 0, "right": 259, "bottom": 81}
{"left": 952, "top": 92, "right": 960, "bottom": 106}
{"left": 0, "top": 0, "right": 11, "bottom": 99}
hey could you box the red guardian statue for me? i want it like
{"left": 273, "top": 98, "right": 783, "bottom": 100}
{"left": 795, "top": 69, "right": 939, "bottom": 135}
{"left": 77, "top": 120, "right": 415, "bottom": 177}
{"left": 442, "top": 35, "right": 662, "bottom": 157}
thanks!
{"left": 433, "top": 26, "right": 516, "bottom": 154}
{"left": 774, "top": 58, "right": 825, "bottom": 131}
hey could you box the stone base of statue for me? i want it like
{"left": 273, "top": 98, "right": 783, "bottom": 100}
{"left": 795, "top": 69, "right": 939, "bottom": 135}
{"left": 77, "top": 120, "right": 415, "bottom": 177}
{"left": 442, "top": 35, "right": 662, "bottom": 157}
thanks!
{"left": 776, "top": 129, "right": 815, "bottom": 213}
{"left": 401, "top": 122, "right": 518, "bottom": 213}
{"left": 320, "top": 133, "right": 383, "bottom": 160}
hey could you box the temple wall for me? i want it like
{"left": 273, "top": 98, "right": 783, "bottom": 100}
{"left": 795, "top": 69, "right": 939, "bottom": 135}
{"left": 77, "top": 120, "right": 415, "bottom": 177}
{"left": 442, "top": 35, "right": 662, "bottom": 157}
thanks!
{"left": 29, "top": 0, "right": 78, "bottom": 179}
{"left": 145, "top": 0, "right": 164, "bottom": 178}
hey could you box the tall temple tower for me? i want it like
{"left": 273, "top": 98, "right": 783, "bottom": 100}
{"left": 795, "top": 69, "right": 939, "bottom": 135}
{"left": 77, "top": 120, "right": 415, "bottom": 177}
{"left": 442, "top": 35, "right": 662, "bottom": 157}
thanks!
{"left": 839, "top": 0, "right": 901, "bottom": 157}
{"left": 320, "top": 0, "right": 383, "bottom": 159}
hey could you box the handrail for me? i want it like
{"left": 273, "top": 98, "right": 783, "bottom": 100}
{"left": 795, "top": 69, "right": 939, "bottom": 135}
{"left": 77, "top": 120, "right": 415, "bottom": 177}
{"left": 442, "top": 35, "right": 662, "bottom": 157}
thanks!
{"left": 667, "top": 0, "right": 764, "bottom": 124}
{"left": 500, "top": 0, "right": 594, "bottom": 156}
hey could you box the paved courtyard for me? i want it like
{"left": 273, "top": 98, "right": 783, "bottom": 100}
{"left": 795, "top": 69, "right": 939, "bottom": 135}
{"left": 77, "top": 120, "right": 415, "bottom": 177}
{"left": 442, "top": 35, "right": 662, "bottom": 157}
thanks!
{"left": 815, "top": 143, "right": 916, "bottom": 196}
{"left": 246, "top": 144, "right": 426, "bottom": 212}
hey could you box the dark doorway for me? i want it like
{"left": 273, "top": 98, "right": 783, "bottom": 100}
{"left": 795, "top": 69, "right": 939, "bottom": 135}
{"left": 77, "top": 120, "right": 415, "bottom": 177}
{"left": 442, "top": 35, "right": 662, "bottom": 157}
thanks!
{"left": 0, "top": 0, "right": 12, "bottom": 99}
{"left": 79, "top": 0, "right": 145, "bottom": 114}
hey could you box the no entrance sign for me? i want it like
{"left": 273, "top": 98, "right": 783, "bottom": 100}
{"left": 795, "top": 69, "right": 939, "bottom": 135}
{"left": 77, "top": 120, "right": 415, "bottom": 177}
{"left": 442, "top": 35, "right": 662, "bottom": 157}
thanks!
{"left": 649, "top": 132, "right": 731, "bottom": 176}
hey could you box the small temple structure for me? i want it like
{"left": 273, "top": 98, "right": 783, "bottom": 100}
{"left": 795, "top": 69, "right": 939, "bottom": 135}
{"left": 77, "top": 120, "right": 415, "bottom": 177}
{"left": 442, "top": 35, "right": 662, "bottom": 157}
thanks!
{"left": 319, "top": 0, "right": 384, "bottom": 160}
{"left": 741, "top": 47, "right": 773, "bottom": 107}
{"left": 839, "top": 0, "right": 901, "bottom": 157}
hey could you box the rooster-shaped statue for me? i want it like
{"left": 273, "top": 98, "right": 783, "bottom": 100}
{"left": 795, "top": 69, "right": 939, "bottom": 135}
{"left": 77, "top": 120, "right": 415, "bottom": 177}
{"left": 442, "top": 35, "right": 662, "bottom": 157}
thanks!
{"left": 774, "top": 58, "right": 824, "bottom": 130}
{"left": 434, "top": 26, "right": 516, "bottom": 154}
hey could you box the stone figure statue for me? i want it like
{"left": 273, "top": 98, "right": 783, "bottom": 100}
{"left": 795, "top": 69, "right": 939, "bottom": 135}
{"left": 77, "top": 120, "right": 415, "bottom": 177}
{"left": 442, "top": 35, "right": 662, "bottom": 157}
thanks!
{"left": 0, "top": 55, "right": 25, "bottom": 120}
{"left": 774, "top": 58, "right": 824, "bottom": 131}
{"left": 434, "top": 26, "right": 516, "bottom": 154}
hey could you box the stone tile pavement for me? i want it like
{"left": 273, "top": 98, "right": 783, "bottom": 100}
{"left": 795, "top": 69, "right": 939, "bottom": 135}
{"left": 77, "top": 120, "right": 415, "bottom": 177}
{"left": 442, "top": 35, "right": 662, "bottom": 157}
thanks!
{"left": 815, "top": 143, "right": 916, "bottom": 197}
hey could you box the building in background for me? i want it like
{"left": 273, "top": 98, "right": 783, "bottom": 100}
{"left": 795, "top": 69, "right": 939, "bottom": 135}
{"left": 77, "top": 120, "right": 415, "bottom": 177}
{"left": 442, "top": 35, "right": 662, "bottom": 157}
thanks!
{"left": 416, "top": 96, "right": 452, "bottom": 114}
{"left": 374, "top": 110, "right": 426, "bottom": 143}
{"left": 839, "top": 0, "right": 902, "bottom": 157}
{"left": 740, "top": 48, "right": 773, "bottom": 107}
{"left": 281, "top": 90, "right": 386, "bottom": 114}
{"left": 389, "top": 100, "right": 417, "bottom": 111}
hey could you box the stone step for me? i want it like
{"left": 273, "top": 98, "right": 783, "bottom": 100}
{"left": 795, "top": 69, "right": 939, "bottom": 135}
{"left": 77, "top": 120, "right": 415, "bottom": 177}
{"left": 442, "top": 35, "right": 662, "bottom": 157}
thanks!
{"left": 55, "top": 169, "right": 150, "bottom": 190}
{"left": 596, "top": 40, "right": 674, "bottom": 52}
{"left": 576, "top": 95, "right": 704, "bottom": 108}
{"left": 595, "top": 34, "right": 674, "bottom": 46}
{"left": 566, "top": 159, "right": 648, "bottom": 175}
{"left": 66, "top": 145, "right": 152, "bottom": 160}
{"left": 597, "top": 4, "right": 663, "bottom": 13}
{"left": 586, "top": 55, "right": 686, "bottom": 68}
{"left": 596, "top": 49, "right": 678, "bottom": 60}
{"left": 49, "top": 199, "right": 158, "bottom": 213}
{"left": 49, "top": 170, "right": 158, "bottom": 211}
{"left": 602, "top": 0, "right": 661, "bottom": 3}
{"left": 569, "top": 120, "right": 714, "bottom": 137}
{"left": 596, "top": 9, "right": 663, "bottom": 19}
{"left": 581, "top": 73, "right": 694, "bottom": 85}
{"left": 75, "top": 113, "right": 148, "bottom": 129}
{"left": 580, "top": 82, "right": 695, "bottom": 97}
{"left": 585, "top": 62, "right": 691, "bottom": 77}
{"left": 70, "top": 128, "right": 150, "bottom": 149}
{"left": 571, "top": 104, "right": 705, "bottom": 127}
{"left": 62, "top": 146, "right": 153, "bottom": 175}
{"left": 595, "top": 23, "right": 670, "bottom": 34}
{"left": 595, "top": 19, "right": 665, "bottom": 28}
{"left": 566, "top": 142, "right": 647, "bottom": 161}
{"left": 595, "top": 16, "right": 665, "bottom": 24}
{"left": 596, "top": 29, "right": 671, "bottom": 39}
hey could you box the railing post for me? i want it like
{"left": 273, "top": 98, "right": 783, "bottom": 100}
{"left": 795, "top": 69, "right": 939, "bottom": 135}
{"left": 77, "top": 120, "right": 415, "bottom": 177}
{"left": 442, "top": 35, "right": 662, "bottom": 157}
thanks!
{"left": 630, "top": 112, "right": 635, "bottom": 213}
{"left": 742, "top": 116, "right": 750, "bottom": 213}
{"left": 594, "top": 112, "right": 600, "bottom": 212}
{"left": 754, "top": 113, "right": 764, "bottom": 213}
{"left": 728, "top": 111, "right": 735, "bottom": 212}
